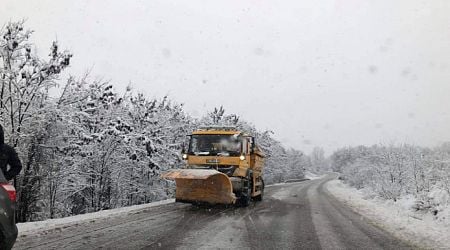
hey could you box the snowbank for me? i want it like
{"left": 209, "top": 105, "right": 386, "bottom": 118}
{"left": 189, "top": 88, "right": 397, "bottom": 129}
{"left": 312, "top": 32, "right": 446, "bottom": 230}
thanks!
{"left": 17, "top": 199, "right": 174, "bottom": 236}
{"left": 325, "top": 180, "right": 450, "bottom": 249}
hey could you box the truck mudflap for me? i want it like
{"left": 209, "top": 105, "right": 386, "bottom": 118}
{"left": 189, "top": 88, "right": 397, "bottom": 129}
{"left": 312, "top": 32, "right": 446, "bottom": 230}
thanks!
{"left": 162, "top": 169, "right": 236, "bottom": 205}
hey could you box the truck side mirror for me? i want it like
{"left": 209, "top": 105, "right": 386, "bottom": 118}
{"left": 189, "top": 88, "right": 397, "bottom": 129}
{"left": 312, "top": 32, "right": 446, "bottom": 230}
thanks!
{"left": 182, "top": 135, "right": 191, "bottom": 154}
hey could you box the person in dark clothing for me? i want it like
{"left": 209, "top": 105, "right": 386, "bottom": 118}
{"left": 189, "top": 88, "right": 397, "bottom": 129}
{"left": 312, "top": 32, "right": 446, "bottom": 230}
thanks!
{"left": 0, "top": 125, "right": 22, "bottom": 181}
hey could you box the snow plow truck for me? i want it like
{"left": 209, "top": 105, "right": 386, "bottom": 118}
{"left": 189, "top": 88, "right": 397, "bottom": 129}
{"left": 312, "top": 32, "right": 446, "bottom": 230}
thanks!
{"left": 162, "top": 126, "right": 265, "bottom": 206}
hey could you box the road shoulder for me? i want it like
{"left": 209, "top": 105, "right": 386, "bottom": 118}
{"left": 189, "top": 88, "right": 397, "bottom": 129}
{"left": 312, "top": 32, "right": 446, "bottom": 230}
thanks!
{"left": 16, "top": 199, "right": 175, "bottom": 237}
{"left": 325, "top": 179, "right": 450, "bottom": 249}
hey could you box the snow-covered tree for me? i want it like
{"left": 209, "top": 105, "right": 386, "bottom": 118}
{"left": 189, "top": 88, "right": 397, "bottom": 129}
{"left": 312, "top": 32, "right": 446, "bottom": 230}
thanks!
{"left": 0, "top": 20, "right": 72, "bottom": 222}
{"left": 331, "top": 143, "right": 450, "bottom": 218}
{"left": 310, "top": 147, "right": 327, "bottom": 173}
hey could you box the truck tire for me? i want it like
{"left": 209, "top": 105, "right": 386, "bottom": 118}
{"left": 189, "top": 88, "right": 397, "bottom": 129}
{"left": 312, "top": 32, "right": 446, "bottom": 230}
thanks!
{"left": 254, "top": 178, "right": 264, "bottom": 201}
{"left": 238, "top": 172, "right": 252, "bottom": 207}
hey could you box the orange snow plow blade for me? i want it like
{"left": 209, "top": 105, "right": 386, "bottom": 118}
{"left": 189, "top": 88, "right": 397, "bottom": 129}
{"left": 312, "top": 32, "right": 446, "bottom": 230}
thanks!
{"left": 162, "top": 169, "right": 236, "bottom": 205}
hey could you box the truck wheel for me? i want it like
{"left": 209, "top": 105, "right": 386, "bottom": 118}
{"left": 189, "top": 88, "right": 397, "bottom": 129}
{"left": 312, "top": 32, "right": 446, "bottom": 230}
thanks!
{"left": 238, "top": 172, "right": 252, "bottom": 207}
{"left": 254, "top": 179, "right": 264, "bottom": 201}
{"left": 239, "top": 181, "right": 251, "bottom": 207}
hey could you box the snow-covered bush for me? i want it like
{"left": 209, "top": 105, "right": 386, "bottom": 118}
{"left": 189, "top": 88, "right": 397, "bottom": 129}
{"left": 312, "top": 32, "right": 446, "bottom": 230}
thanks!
{"left": 331, "top": 143, "right": 450, "bottom": 220}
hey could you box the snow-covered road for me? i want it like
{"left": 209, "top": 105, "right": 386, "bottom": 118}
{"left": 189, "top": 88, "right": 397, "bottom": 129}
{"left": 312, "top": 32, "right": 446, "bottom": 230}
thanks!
{"left": 13, "top": 176, "right": 413, "bottom": 249}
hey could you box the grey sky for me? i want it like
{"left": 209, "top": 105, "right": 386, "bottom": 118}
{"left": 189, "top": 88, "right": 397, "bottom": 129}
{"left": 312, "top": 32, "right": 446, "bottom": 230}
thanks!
{"left": 2, "top": 0, "right": 450, "bottom": 154}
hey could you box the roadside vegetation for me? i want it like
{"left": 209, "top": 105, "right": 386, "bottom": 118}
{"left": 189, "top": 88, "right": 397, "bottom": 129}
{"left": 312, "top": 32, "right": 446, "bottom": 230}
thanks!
{"left": 330, "top": 144, "right": 450, "bottom": 224}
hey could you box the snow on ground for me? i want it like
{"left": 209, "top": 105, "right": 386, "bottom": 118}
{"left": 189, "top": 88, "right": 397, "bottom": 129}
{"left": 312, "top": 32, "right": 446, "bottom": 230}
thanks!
{"left": 267, "top": 172, "right": 324, "bottom": 188}
{"left": 325, "top": 180, "right": 450, "bottom": 249}
{"left": 269, "top": 184, "right": 296, "bottom": 200}
{"left": 304, "top": 172, "right": 324, "bottom": 180}
{"left": 266, "top": 182, "right": 288, "bottom": 187}
{"left": 17, "top": 199, "right": 175, "bottom": 237}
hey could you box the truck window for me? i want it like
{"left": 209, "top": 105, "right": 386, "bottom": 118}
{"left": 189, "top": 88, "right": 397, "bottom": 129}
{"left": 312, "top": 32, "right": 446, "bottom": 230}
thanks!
{"left": 188, "top": 134, "right": 242, "bottom": 156}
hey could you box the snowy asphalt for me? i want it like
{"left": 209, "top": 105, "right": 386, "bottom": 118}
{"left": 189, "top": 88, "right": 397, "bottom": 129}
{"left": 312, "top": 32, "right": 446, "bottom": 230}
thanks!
{"left": 13, "top": 176, "right": 414, "bottom": 250}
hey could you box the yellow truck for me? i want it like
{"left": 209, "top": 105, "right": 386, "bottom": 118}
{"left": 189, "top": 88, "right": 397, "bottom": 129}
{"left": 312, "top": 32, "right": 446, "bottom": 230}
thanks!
{"left": 163, "top": 126, "right": 265, "bottom": 206}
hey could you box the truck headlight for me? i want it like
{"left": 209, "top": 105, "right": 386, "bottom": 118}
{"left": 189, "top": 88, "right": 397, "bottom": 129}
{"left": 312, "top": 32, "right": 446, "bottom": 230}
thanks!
{"left": 182, "top": 154, "right": 188, "bottom": 159}
{"left": 239, "top": 155, "right": 245, "bottom": 161}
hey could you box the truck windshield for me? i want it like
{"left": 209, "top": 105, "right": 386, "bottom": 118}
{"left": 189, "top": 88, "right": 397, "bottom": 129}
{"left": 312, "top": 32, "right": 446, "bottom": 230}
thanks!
{"left": 188, "top": 134, "right": 242, "bottom": 156}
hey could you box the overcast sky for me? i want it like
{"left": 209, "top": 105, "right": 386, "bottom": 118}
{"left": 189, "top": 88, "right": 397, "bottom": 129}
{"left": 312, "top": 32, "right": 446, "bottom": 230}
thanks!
{"left": 2, "top": 0, "right": 450, "bottom": 154}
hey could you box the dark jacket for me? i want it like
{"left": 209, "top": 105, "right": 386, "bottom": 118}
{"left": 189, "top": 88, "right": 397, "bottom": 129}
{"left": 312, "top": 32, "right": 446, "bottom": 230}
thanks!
{"left": 0, "top": 125, "right": 22, "bottom": 181}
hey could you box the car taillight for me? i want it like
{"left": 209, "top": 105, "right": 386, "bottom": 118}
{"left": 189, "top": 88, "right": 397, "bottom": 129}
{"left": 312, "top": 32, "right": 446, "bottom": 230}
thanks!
{"left": 0, "top": 183, "right": 16, "bottom": 202}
